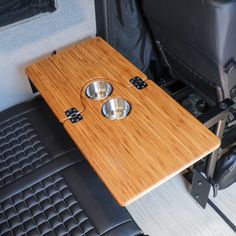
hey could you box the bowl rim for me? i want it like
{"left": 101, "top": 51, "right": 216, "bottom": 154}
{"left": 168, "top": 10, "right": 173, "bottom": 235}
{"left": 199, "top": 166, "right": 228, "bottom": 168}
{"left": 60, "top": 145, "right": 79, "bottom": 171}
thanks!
{"left": 85, "top": 80, "right": 113, "bottom": 100}
{"left": 101, "top": 97, "right": 131, "bottom": 120}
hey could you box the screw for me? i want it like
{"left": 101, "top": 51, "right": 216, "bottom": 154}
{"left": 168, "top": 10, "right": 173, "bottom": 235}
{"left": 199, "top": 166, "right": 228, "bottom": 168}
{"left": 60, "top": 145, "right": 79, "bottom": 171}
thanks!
{"left": 219, "top": 102, "right": 228, "bottom": 110}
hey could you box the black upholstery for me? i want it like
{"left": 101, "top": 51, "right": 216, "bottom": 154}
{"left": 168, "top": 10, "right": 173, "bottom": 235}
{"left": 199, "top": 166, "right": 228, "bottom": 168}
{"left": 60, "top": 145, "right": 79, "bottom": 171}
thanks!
{"left": 0, "top": 98, "right": 76, "bottom": 189}
{"left": 0, "top": 172, "right": 97, "bottom": 236}
{"left": 0, "top": 98, "right": 143, "bottom": 236}
{"left": 0, "top": 115, "right": 52, "bottom": 187}
{"left": 0, "top": 98, "right": 76, "bottom": 158}
{"left": 142, "top": 0, "right": 236, "bottom": 105}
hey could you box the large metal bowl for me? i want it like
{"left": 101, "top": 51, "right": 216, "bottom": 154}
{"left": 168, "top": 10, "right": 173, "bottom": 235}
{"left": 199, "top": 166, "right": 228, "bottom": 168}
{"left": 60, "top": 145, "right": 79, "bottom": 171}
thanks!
{"left": 85, "top": 80, "right": 112, "bottom": 100}
{"left": 102, "top": 98, "right": 131, "bottom": 120}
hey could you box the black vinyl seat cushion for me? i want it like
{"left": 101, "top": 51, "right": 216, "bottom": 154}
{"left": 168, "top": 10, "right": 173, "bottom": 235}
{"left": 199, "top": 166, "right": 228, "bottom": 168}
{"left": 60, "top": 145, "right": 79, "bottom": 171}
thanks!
{"left": 0, "top": 115, "right": 52, "bottom": 187}
{"left": 0, "top": 97, "right": 77, "bottom": 188}
{"left": 0, "top": 170, "right": 96, "bottom": 236}
{"left": 0, "top": 98, "right": 143, "bottom": 236}
{"left": 0, "top": 157, "right": 143, "bottom": 236}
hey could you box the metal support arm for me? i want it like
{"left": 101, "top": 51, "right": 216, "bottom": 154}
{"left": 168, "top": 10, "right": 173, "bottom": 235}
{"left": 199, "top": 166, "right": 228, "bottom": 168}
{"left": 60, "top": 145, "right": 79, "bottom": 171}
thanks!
{"left": 190, "top": 98, "right": 234, "bottom": 208}
{"left": 199, "top": 98, "right": 234, "bottom": 178}
{"left": 198, "top": 98, "right": 234, "bottom": 129}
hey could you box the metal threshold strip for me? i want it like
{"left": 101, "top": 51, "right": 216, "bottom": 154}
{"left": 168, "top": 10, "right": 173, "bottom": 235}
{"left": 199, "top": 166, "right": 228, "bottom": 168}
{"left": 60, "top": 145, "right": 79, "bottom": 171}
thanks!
{"left": 207, "top": 199, "right": 236, "bottom": 233}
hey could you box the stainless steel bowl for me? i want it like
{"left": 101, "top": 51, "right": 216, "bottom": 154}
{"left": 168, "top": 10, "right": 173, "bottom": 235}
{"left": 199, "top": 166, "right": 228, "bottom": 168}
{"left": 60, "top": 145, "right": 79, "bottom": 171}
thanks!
{"left": 102, "top": 98, "right": 131, "bottom": 120}
{"left": 85, "top": 80, "right": 112, "bottom": 100}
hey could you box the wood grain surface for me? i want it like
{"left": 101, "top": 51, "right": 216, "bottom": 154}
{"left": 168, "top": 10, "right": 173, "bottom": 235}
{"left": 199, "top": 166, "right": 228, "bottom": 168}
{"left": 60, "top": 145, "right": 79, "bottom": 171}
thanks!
{"left": 64, "top": 79, "right": 220, "bottom": 206}
{"left": 26, "top": 37, "right": 221, "bottom": 206}
{"left": 26, "top": 37, "right": 147, "bottom": 122}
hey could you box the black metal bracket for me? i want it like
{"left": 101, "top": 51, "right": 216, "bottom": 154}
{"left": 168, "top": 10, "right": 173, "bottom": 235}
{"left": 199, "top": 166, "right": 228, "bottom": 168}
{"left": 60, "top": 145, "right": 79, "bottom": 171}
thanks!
{"left": 28, "top": 78, "right": 38, "bottom": 94}
{"left": 51, "top": 50, "right": 57, "bottom": 56}
{"left": 65, "top": 108, "right": 83, "bottom": 123}
{"left": 130, "top": 76, "right": 148, "bottom": 90}
{"left": 188, "top": 99, "right": 235, "bottom": 209}
{"left": 190, "top": 169, "right": 211, "bottom": 208}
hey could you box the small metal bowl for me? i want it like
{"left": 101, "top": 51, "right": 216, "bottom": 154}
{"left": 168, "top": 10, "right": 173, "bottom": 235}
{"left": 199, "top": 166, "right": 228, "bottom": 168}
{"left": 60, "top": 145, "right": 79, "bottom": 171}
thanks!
{"left": 85, "top": 80, "right": 112, "bottom": 100}
{"left": 102, "top": 98, "right": 131, "bottom": 120}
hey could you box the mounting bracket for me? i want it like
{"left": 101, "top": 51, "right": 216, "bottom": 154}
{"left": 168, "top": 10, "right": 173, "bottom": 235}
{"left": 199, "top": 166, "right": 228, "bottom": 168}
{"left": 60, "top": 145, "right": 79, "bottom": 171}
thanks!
{"left": 130, "top": 76, "right": 148, "bottom": 90}
{"left": 65, "top": 108, "right": 83, "bottom": 123}
{"left": 190, "top": 169, "right": 211, "bottom": 208}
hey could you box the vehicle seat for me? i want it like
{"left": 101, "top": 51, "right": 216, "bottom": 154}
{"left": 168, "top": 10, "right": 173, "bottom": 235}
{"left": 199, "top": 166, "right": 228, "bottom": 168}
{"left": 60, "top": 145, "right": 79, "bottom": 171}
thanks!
{"left": 0, "top": 97, "right": 143, "bottom": 236}
{"left": 142, "top": 0, "right": 236, "bottom": 105}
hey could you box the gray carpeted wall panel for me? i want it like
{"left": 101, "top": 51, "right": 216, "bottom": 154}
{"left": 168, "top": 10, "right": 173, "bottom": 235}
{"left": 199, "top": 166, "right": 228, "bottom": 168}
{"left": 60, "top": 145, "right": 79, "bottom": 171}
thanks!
{"left": 0, "top": 0, "right": 96, "bottom": 111}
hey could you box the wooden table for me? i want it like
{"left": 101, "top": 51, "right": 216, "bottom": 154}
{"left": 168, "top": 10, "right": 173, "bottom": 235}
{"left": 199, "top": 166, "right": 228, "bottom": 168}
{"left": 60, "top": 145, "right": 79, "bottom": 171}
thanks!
{"left": 26, "top": 37, "right": 220, "bottom": 206}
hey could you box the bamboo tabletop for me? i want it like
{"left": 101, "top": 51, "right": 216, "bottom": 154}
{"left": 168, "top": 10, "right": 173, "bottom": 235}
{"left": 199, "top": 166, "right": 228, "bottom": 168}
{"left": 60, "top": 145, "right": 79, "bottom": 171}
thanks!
{"left": 26, "top": 37, "right": 220, "bottom": 206}
{"left": 26, "top": 37, "right": 147, "bottom": 122}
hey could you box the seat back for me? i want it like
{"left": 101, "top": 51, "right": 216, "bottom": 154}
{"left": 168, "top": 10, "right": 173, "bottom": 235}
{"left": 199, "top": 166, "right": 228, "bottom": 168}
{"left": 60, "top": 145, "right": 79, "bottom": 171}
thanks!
{"left": 142, "top": 0, "right": 236, "bottom": 105}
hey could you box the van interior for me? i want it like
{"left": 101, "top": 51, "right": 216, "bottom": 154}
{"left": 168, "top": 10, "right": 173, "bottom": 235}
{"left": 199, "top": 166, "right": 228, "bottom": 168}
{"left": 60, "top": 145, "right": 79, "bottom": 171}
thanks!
{"left": 0, "top": 1, "right": 236, "bottom": 235}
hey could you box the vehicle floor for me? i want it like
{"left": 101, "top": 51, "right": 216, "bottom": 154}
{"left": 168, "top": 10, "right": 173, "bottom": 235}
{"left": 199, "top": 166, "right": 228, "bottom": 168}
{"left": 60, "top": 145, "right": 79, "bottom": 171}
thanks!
{"left": 127, "top": 174, "right": 236, "bottom": 236}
